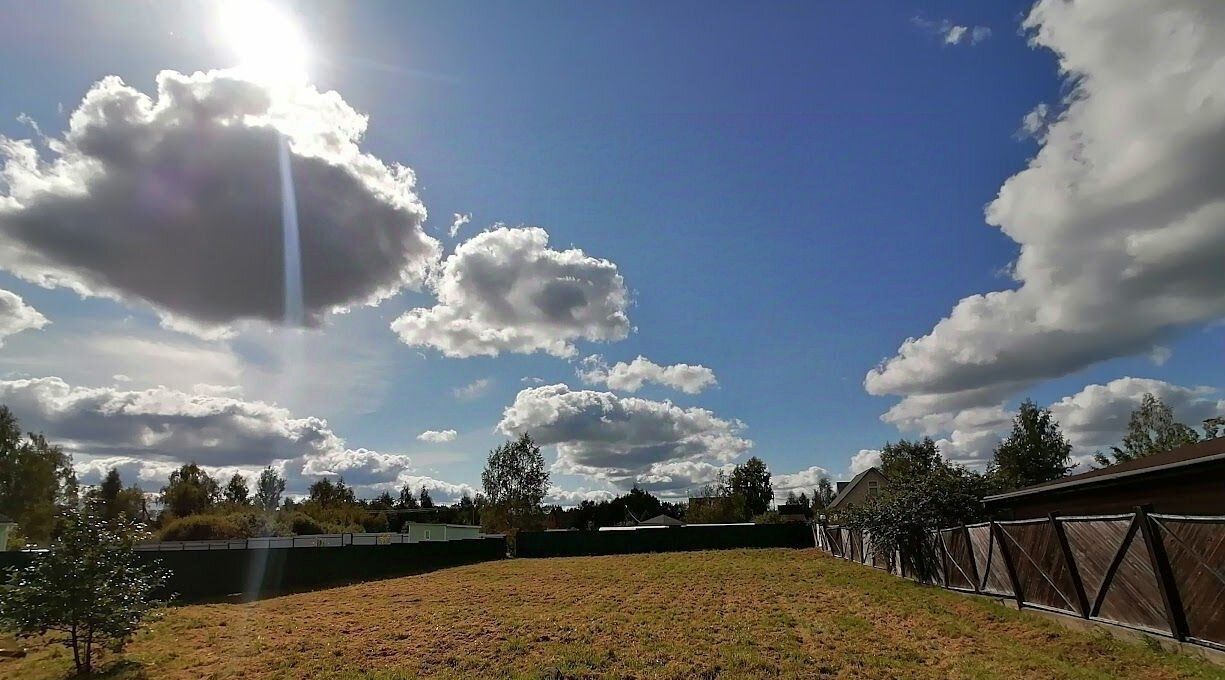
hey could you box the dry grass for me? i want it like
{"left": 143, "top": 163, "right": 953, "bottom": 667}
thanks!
{"left": 2, "top": 549, "right": 1221, "bottom": 679}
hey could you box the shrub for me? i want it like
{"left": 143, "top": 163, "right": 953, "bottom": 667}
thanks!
{"left": 159, "top": 514, "right": 247, "bottom": 541}
{"left": 0, "top": 508, "right": 169, "bottom": 674}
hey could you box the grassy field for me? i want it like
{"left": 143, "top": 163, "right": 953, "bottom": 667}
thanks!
{"left": 2, "top": 548, "right": 1221, "bottom": 679}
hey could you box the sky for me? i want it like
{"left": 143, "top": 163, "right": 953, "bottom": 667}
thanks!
{"left": 0, "top": 0, "right": 1221, "bottom": 505}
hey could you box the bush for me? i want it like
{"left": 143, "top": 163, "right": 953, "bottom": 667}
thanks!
{"left": 159, "top": 514, "right": 248, "bottom": 541}
{"left": 0, "top": 508, "right": 168, "bottom": 674}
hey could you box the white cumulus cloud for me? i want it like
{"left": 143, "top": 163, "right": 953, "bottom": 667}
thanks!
{"left": 392, "top": 226, "right": 630, "bottom": 358}
{"left": 416, "top": 428, "right": 457, "bottom": 443}
{"left": 870, "top": 1, "right": 1225, "bottom": 427}
{"left": 577, "top": 355, "right": 717, "bottom": 394}
{"left": 497, "top": 384, "right": 751, "bottom": 495}
{"left": 0, "top": 289, "right": 47, "bottom": 346}
{"left": 0, "top": 69, "right": 439, "bottom": 335}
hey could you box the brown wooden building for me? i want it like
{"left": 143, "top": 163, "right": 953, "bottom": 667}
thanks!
{"left": 985, "top": 437, "right": 1225, "bottom": 519}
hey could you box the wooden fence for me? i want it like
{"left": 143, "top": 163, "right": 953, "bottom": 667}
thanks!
{"left": 815, "top": 508, "right": 1225, "bottom": 651}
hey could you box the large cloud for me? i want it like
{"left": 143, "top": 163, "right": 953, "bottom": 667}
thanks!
{"left": 867, "top": 1, "right": 1225, "bottom": 424}
{"left": 1049, "top": 377, "right": 1224, "bottom": 453}
{"left": 578, "top": 355, "right": 717, "bottom": 394}
{"left": 772, "top": 466, "right": 832, "bottom": 499}
{"left": 392, "top": 227, "right": 630, "bottom": 358}
{"left": 0, "top": 289, "right": 47, "bottom": 345}
{"left": 0, "top": 69, "right": 439, "bottom": 333}
{"left": 0, "top": 376, "right": 471, "bottom": 498}
{"left": 497, "top": 384, "right": 751, "bottom": 494}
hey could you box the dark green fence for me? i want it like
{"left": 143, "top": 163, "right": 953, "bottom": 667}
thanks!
{"left": 516, "top": 523, "right": 814, "bottom": 558}
{"left": 0, "top": 536, "right": 506, "bottom": 601}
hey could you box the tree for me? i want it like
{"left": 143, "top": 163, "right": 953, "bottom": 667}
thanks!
{"left": 481, "top": 433, "right": 549, "bottom": 534}
{"left": 223, "top": 473, "right": 250, "bottom": 506}
{"left": 989, "top": 400, "right": 1072, "bottom": 491}
{"left": 843, "top": 445, "right": 990, "bottom": 581}
{"left": 879, "top": 438, "right": 942, "bottom": 484}
{"left": 371, "top": 491, "right": 395, "bottom": 512}
{"left": 812, "top": 478, "right": 835, "bottom": 511}
{"left": 418, "top": 487, "right": 434, "bottom": 508}
{"left": 160, "top": 463, "right": 219, "bottom": 518}
{"left": 0, "top": 407, "right": 77, "bottom": 545}
{"left": 1094, "top": 393, "right": 1200, "bottom": 467}
{"left": 398, "top": 484, "right": 420, "bottom": 509}
{"left": 0, "top": 507, "right": 168, "bottom": 674}
{"left": 728, "top": 456, "right": 773, "bottom": 519}
{"left": 307, "top": 477, "right": 355, "bottom": 507}
{"left": 253, "top": 466, "right": 285, "bottom": 512}
{"left": 85, "top": 468, "right": 145, "bottom": 526}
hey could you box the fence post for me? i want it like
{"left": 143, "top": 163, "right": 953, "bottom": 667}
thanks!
{"left": 992, "top": 521, "right": 1025, "bottom": 608}
{"left": 1048, "top": 513, "right": 1090, "bottom": 618}
{"left": 1136, "top": 505, "right": 1188, "bottom": 641}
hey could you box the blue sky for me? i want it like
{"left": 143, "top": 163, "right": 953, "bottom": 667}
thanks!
{"left": 0, "top": 0, "right": 1221, "bottom": 503}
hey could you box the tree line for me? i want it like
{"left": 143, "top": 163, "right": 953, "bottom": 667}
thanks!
{"left": 838, "top": 392, "right": 1223, "bottom": 580}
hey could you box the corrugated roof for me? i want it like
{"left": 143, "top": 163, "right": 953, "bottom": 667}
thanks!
{"left": 985, "top": 436, "right": 1225, "bottom": 502}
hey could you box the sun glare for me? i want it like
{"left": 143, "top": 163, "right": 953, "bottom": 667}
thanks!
{"left": 217, "top": 0, "right": 310, "bottom": 85}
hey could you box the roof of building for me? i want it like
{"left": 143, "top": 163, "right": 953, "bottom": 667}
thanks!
{"left": 640, "top": 513, "right": 684, "bottom": 526}
{"left": 827, "top": 467, "right": 886, "bottom": 510}
{"left": 985, "top": 436, "right": 1225, "bottom": 503}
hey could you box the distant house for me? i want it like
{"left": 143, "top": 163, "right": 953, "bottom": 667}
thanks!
{"left": 400, "top": 522, "right": 481, "bottom": 542}
{"left": 639, "top": 514, "right": 684, "bottom": 527}
{"left": 985, "top": 437, "right": 1225, "bottom": 519}
{"left": 824, "top": 467, "right": 887, "bottom": 514}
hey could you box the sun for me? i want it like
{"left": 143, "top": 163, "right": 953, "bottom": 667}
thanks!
{"left": 216, "top": 0, "right": 310, "bottom": 85}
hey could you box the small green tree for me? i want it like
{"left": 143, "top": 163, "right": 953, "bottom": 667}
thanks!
{"left": 1094, "top": 393, "right": 1200, "bottom": 467}
{"left": 160, "top": 463, "right": 219, "bottom": 518}
{"left": 223, "top": 472, "right": 250, "bottom": 506}
{"left": 481, "top": 433, "right": 549, "bottom": 534}
{"left": 728, "top": 456, "right": 773, "bottom": 519}
{"left": 253, "top": 466, "right": 285, "bottom": 512}
{"left": 0, "top": 507, "right": 169, "bottom": 674}
{"left": 989, "top": 400, "right": 1072, "bottom": 491}
{"left": 418, "top": 487, "right": 434, "bottom": 509}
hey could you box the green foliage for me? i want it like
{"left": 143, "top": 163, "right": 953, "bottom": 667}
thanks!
{"left": 812, "top": 478, "right": 835, "bottom": 510}
{"left": 160, "top": 463, "right": 220, "bottom": 518}
{"left": 158, "top": 513, "right": 251, "bottom": 541}
{"left": 223, "top": 473, "right": 250, "bottom": 506}
{"left": 418, "top": 487, "right": 434, "bottom": 508}
{"left": 988, "top": 400, "right": 1072, "bottom": 491}
{"left": 842, "top": 439, "right": 989, "bottom": 581}
{"left": 0, "top": 506, "right": 168, "bottom": 674}
{"left": 254, "top": 466, "right": 285, "bottom": 512}
{"left": 398, "top": 484, "right": 420, "bottom": 509}
{"left": 686, "top": 473, "right": 748, "bottom": 524}
{"left": 879, "top": 438, "right": 942, "bottom": 484}
{"left": 84, "top": 467, "right": 147, "bottom": 527}
{"left": 481, "top": 433, "right": 549, "bottom": 534}
{"left": 728, "top": 456, "right": 773, "bottom": 519}
{"left": 1094, "top": 393, "right": 1201, "bottom": 467}
{"left": 307, "top": 477, "right": 357, "bottom": 507}
{"left": 0, "top": 406, "right": 77, "bottom": 545}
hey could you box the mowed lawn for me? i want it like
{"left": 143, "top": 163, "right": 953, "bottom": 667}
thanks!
{"left": 4, "top": 549, "right": 1222, "bottom": 679}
